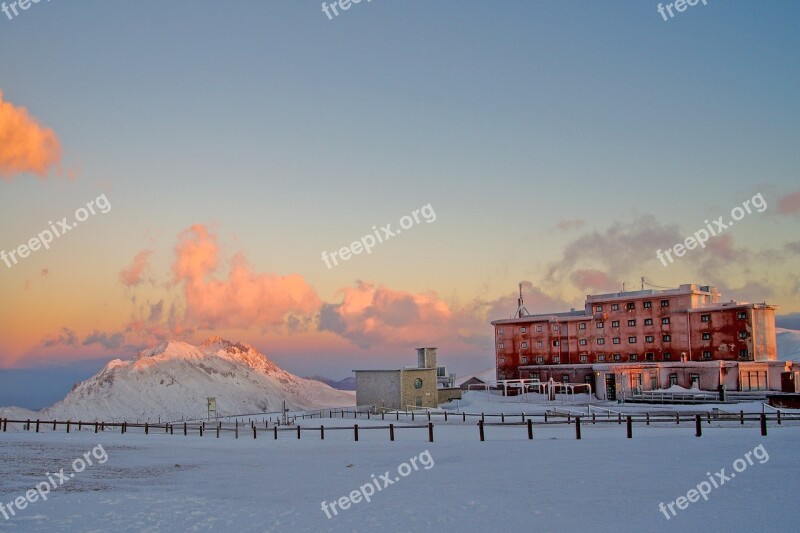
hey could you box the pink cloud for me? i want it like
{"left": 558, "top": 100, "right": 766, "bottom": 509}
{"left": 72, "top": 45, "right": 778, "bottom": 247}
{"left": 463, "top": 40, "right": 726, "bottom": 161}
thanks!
{"left": 777, "top": 191, "right": 800, "bottom": 216}
{"left": 0, "top": 91, "right": 62, "bottom": 180}
{"left": 119, "top": 250, "right": 154, "bottom": 287}
{"left": 570, "top": 269, "right": 618, "bottom": 292}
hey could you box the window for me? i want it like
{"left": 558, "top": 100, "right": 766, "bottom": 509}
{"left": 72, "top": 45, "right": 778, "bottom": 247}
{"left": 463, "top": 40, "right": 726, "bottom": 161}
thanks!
{"left": 738, "top": 331, "right": 748, "bottom": 340}
{"left": 579, "top": 354, "right": 587, "bottom": 363}
{"left": 578, "top": 323, "right": 586, "bottom": 330}
{"left": 498, "top": 343, "right": 504, "bottom": 349}
{"left": 553, "top": 325, "right": 559, "bottom": 332}
{"left": 595, "top": 305, "right": 603, "bottom": 312}
{"left": 663, "top": 352, "right": 672, "bottom": 360}
{"left": 521, "top": 327, "right": 527, "bottom": 333}
{"left": 537, "top": 341, "right": 543, "bottom": 348}
{"left": 662, "top": 317, "right": 670, "bottom": 325}
{"left": 499, "top": 328, "right": 504, "bottom": 335}
{"left": 661, "top": 300, "right": 670, "bottom": 307}
{"left": 628, "top": 336, "right": 637, "bottom": 344}
{"left": 645, "top": 335, "right": 654, "bottom": 343}
{"left": 415, "top": 397, "right": 423, "bottom": 407}
{"left": 597, "top": 354, "right": 605, "bottom": 362}
{"left": 701, "top": 314, "right": 711, "bottom": 323}
{"left": 613, "top": 353, "right": 621, "bottom": 362}
{"left": 702, "top": 332, "right": 711, "bottom": 341}
{"left": 738, "top": 311, "right": 747, "bottom": 320}
{"left": 597, "top": 338, "right": 605, "bottom": 345}
{"left": 628, "top": 320, "right": 636, "bottom": 327}
{"left": 532, "top": 372, "right": 541, "bottom": 381}
{"left": 690, "top": 374, "right": 700, "bottom": 387}
{"left": 611, "top": 304, "right": 619, "bottom": 311}
{"left": 499, "top": 356, "right": 505, "bottom": 364}
{"left": 662, "top": 334, "right": 671, "bottom": 342}
{"left": 611, "top": 320, "right": 620, "bottom": 327}
{"left": 739, "top": 349, "right": 750, "bottom": 359}
{"left": 629, "top": 353, "right": 638, "bottom": 361}
{"left": 579, "top": 339, "right": 587, "bottom": 346}
{"left": 553, "top": 356, "right": 560, "bottom": 363}
{"left": 536, "top": 325, "right": 542, "bottom": 332}
{"left": 596, "top": 321, "right": 604, "bottom": 329}
{"left": 703, "top": 350, "right": 712, "bottom": 359}
{"left": 669, "top": 374, "right": 678, "bottom": 386}
{"left": 536, "top": 356, "right": 543, "bottom": 364}
{"left": 613, "top": 337, "right": 621, "bottom": 345}
{"left": 644, "top": 318, "right": 653, "bottom": 326}
{"left": 562, "top": 375, "right": 570, "bottom": 383}
{"left": 626, "top": 302, "right": 635, "bottom": 310}
{"left": 646, "top": 352, "right": 655, "bottom": 361}
{"left": 521, "top": 356, "right": 528, "bottom": 364}
{"left": 643, "top": 301, "right": 652, "bottom": 309}
{"left": 414, "top": 378, "right": 423, "bottom": 390}
{"left": 521, "top": 342, "right": 528, "bottom": 349}
{"left": 553, "top": 340, "right": 559, "bottom": 347}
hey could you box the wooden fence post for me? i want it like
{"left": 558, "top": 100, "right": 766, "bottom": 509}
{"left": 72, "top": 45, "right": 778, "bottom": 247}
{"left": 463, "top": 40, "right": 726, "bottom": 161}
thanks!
{"left": 354, "top": 424, "right": 359, "bottom": 442}
{"left": 274, "top": 426, "right": 278, "bottom": 440}
{"left": 695, "top": 414, "right": 702, "bottom": 437}
{"left": 760, "top": 413, "right": 768, "bottom": 436}
{"left": 527, "top": 419, "right": 533, "bottom": 440}
{"left": 777, "top": 410, "right": 781, "bottom": 425}
{"left": 501, "top": 413, "right": 505, "bottom": 423}
{"left": 592, "top": 413, "right": 596, "bottom": 424}
{"left": 676, "top": 413, "right": 680, "bottom": 425}
{"left": 253, "top": 426, "right": 257, "bottom": 439}
{"left": 576, "top": 417, "right": 582, "bottom": 440}
{"left": 144, "top": 423, "right": 148, "bottom": 435}
{"left": 428, "top": 423, "right": 434, "bottom": 443}
{"left": 646, "top": 413, "right": 650, "bottom": 426}
{"left": 200, "top": 424, "right": 203, "bottom": 437}
{"left": 297, "top": 426, "right": 301, "bottom": 440}
{"left": 95, "top": 422, "right": 98, "bottom": 433}
{"left": 740, "top": 410, "right": 744, "bottom": 425}
{"left": 320, "top": 425, "right": 325, "bottom": 440}
{"left": 36, "top": 419, "right": 40, "bottom": 433}
{"left": 626, "top": 416, "right": 632, "bottom": 438}
{"left": 478, "top": 420, "right": 485, "bottom": 441}
{"left": 389, "top": 424, "right": 395, "bottom": 442}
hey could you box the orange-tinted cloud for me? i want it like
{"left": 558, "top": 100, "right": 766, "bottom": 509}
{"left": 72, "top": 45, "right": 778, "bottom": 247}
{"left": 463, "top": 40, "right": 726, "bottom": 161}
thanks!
{"left": 570, "top": 269, "right": 618, "bottom": 292}
{"left": 119, "top": 250, "right": 154, "bottom": 287}
{"left": 777, "top": 191, "right": 800, "bottom": 216}
{"left": 0, "top": 90, "right": 62, "bottom": 180}
{"left": 172, "top": 224, "right": 321, "bottom": 330}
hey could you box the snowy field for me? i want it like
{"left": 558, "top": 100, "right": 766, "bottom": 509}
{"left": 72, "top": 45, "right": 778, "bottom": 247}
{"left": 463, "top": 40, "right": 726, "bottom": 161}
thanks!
{"left": 1, "top": 414, "right": 798, "bottom": 532}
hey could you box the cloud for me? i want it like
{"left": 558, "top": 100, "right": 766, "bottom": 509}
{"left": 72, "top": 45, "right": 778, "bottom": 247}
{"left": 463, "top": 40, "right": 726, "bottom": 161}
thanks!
{"left": 42, "top": 327, "right": 78, "bottom": 347}
{"left": 40, "top": 268, "right": 49, "bottom": 277}
{"left": 556, "top": 219, "right": 585, "bottom": 231}
{"left": 148, "top": 300, "right": 164, "bottom": 323}
{"left": 777, "top": 191, "right": 800, "bottom": 216}
{"left": 0, "top": 91, "right": 62, "bottom": 180}
{"left": 319, "top": 282, "right": 454, "bottom": 348}
{"left": 172, "top": 224, "right": 321, "bottom": 331}
{"left": 119, "top": 250, "right": 154, "bottom": 287}
{"left": 83, "top": 331, "right": 125, "bottom": 350}
{"left": 570, "top": 269, "right": 618, "bottom": 292}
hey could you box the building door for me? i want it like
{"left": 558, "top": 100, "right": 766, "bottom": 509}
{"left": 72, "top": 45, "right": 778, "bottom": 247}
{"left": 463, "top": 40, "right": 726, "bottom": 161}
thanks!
{"left": 605, "top": 374, "right": 616, "bottom": 400}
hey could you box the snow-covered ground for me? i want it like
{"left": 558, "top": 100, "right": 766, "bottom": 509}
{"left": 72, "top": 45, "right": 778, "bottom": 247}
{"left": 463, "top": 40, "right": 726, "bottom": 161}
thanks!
{"left": 1, "top": 418, "right": 797, "bottom": 532}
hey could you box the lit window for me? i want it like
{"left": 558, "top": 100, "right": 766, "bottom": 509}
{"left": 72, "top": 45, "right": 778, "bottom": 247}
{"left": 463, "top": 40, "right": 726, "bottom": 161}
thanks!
{"left": 629, "top": 336, "right": 637, "bottom": 344}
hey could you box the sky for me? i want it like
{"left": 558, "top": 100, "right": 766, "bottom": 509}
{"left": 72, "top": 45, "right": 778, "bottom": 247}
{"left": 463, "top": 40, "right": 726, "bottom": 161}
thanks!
{"left": 1, "top": 1, "right": 799, "bottom": 407}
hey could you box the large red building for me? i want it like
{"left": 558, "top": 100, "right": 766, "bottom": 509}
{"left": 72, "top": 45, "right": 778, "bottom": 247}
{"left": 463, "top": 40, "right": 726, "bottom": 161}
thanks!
{"left": 491, "top": 284, "right": 789, "bottom": 399}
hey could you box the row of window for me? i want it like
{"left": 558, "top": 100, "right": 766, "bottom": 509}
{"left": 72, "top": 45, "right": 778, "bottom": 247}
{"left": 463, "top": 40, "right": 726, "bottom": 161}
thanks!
{"left": 593, "top": 300, "right": 669, "bottom": 313}
{"left": 500, "top": 330, "right": 749, "bottom": 348}
{"left": 497, "top": 311, "right": 749, "bottom": 337}
{"left": 499, "top": 349, "right": 751, "bottom": 365}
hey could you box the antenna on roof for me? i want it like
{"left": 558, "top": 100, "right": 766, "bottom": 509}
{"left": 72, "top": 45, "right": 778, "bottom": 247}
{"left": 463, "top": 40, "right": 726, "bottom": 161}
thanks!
{"left": 515, "top": 283, "right": 530, "bottom": 318}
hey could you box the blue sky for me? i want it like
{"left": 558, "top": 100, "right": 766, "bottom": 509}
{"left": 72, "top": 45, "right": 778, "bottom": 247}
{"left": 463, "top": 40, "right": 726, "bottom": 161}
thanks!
{"left": 1, "top": 1, "right": 799, "bottom": 407}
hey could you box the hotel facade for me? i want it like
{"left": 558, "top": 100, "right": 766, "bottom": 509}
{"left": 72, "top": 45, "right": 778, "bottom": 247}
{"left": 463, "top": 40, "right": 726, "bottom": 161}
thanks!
{"left": 491, "top": 284, "right": 791, "bottom": 400}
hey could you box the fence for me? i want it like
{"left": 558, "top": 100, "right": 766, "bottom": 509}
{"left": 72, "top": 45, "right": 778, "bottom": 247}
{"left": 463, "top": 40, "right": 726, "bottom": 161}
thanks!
{"left": 1, "top": 409, "right": 797, "bottom": 442}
